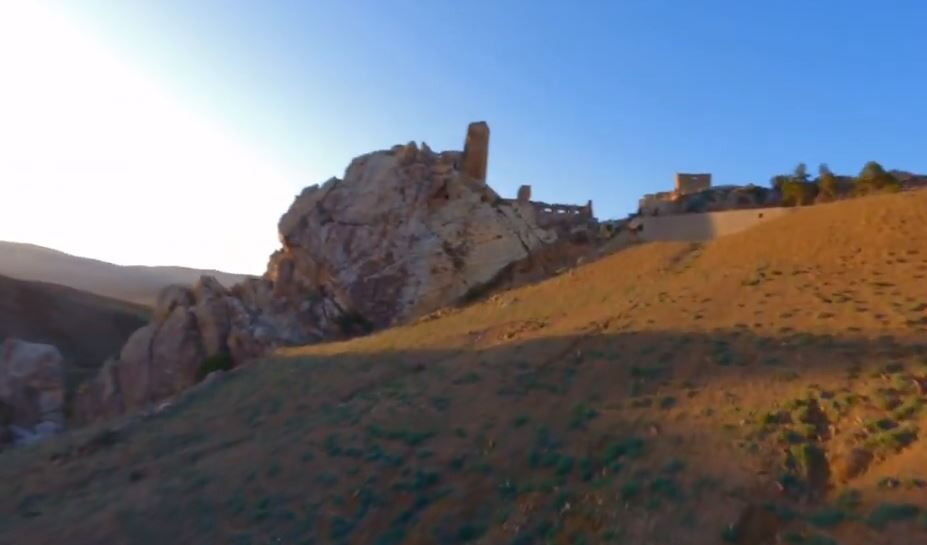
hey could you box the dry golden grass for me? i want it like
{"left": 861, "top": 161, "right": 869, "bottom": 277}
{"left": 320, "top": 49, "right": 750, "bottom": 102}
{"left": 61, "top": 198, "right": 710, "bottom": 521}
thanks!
{"left": 1, "top": 191, "right": 926, "bottom": 545}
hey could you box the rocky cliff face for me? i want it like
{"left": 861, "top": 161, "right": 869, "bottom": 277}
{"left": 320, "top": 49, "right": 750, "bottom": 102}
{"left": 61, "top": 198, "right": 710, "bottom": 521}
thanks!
{"left": 74, "top": 123, "right": 565, "bottom": 423}
{"left": 267, "top": 138, "right": 553, "bottom": 330}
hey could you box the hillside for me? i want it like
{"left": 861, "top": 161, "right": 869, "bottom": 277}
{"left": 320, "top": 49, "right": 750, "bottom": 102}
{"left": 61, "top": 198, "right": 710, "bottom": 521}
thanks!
{"left": 2, "top": 191, "right": 927, "bottom": 545}
{"left": 0, "top": 274, "right": 149, "bottom": 390}
{"left": 0, "top": 241, "right": 253, "bottom": 307}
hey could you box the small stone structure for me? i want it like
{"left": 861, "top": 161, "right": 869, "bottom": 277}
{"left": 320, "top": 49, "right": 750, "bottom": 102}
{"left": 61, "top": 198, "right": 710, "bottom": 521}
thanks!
{"left": 674, "top": 173, "right": 711, "bottom": 197}
{"left": 638, "top": 191, "right": 676, "bottom": 216}
{"left": 532, "top": 200, "right": 594, "bottom": 229}
{"left": 639, "top": 173, "right": 714, "bottom": 216}
{"left": 457, "top": 123, "right": 594, "bottom": 235}
{"left": 461, "top": 121, "right": 490, "bottom": 182}
{"left": 505, "top": 183, "right": 594, "bottom": 233}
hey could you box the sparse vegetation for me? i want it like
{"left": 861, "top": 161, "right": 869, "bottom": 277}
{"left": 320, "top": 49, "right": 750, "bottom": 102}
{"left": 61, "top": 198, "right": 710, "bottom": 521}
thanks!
{"left": 865, "top": 502, "right": 920, "bottom": 529}
{"left": 196, "top": 353, "right": 233, "bottom": 380}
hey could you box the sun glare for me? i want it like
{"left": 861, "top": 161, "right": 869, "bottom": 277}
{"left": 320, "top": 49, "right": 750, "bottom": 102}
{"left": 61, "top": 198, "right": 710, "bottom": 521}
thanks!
{"left": 0, "top": 2, "right": 296, "bottom": 273}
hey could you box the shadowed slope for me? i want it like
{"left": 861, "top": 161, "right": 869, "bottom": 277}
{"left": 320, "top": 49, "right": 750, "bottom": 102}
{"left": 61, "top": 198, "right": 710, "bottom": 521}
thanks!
{"left": 0, "top": 274, "right": 149, "bottom": 389}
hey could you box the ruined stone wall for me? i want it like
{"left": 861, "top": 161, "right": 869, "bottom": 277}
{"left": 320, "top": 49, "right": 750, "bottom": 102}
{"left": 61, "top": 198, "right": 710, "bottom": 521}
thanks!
{"left": 531, "top": 200, "right": 594, "bottom": 230}
{"left": 505, "top": 184, "right": 595, "bottom": 232}
{"left": 639, "top": 192, "right": 676, "bottom": 216}
{"left": 461, "top": 121, "right": 490, "bottom": 182}
{"left": 674, "top": 173, "right": 711, "bottom": 196}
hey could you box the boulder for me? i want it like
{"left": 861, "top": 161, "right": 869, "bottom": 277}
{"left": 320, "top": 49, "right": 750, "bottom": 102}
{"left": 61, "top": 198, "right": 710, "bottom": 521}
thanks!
{"left": 148, "top": 306, "right": 204, "bottom": 400}
{"left": 0, "top": 338, "right": 66, "bottom": 445}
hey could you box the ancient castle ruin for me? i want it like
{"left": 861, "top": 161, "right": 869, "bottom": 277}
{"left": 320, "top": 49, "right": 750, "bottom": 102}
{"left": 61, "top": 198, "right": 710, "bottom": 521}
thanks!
{"left": 638, "top": 172, "right": 776, "bottom": 217}
{"left": 506, "top": 184, "right": 594, "bottom": 235}
{"left": 630, "top": 172, "right": 782, "bottom": 241}
{"left": 638, "top": 172, "right": 713, "bottom": 216}
{"left": 458, "top": 122, "right": 597, "bottom": 238}
{"left": 674, "top": 173, "right": 711, "bottom": 197}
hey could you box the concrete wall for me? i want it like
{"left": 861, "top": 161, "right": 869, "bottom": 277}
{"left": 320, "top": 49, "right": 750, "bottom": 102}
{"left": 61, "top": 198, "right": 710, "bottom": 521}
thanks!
{"left": 637, "top": 207, "right": 796, "bottom": 242}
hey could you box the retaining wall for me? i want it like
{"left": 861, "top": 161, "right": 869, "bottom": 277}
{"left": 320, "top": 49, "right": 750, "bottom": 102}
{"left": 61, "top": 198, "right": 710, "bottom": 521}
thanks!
{"left": 637, "top": 207, "right": 796, "bottom": 242}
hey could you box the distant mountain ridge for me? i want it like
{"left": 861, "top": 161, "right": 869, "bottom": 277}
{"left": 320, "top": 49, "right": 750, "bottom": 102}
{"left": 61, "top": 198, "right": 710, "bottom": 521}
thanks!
{"left": 0, "top": 241, "right": 254, "bottom": 307}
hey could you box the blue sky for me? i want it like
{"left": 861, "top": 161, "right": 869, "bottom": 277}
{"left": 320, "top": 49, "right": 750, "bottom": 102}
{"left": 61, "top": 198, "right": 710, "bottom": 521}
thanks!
{"left": 2, "top": 1, "right": 925, "bottom": 273}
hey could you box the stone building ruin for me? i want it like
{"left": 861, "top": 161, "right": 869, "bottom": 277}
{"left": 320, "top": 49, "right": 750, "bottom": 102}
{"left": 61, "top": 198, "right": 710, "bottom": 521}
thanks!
{"left": 674, "top": 173, "right": 711, "bottom": 197}
{"left": 639, "top": 172, "right": 714, "bottom": 216}
{"left": 457, "top": 122, "right": 597, "bottom": 237}
{"left": 505, "top": 182, "right": 594, "bottom": 237}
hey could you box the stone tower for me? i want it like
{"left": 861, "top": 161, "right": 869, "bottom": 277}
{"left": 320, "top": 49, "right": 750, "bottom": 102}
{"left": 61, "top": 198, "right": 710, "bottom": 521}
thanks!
{"left": 461, "top": 121, "right": 490, "bottom": 182}
{"left": 673, "top": 173, "right": 711, "bottom": 197}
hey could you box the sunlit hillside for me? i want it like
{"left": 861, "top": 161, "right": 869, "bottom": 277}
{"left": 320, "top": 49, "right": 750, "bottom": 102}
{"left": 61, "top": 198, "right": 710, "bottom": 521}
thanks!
{"left": 0, "top": 241, "right": 253, "bottom": 307}
{"left": 2, "top": 191, "right": 927, "bottom": 545}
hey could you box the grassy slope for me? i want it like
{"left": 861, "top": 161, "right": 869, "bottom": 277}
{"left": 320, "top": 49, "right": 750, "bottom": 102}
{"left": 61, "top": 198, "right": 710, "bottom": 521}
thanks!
{"left": 2, "top": 192, "right": 927, "bottom": 545}
{"left": 0, "top": 274, "right": 149, "bottom": 391}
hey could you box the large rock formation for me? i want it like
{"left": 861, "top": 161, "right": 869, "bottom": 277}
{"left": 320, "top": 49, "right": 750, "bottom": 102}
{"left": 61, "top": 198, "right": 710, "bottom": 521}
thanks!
{"left": 266, "top": 131, "right": 552, "bottom": 329}
{"left": 74, "top": 123, "right": 565, "bottom": 423}
{"left": 73, "top": 277, "right": 269, "bottom": 422}
{"left": 0, "top": 338, "right": 66, "bottom": 445}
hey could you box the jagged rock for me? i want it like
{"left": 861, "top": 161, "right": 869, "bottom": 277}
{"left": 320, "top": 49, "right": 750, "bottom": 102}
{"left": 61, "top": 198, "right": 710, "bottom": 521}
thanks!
{"left": 75, "top": 274, "right": 277, "bottom": 424}
{"left": 154, "top": 284, "right": 195, "bottom": 322}
{"left": 149, "top": 306, "right": 205, "bottom": 399}
{"left": 269, "top": 128, "right": 551, "bottom": 328}
{"left": 0, "top": 338, "right": 66, "bottom": 446}
{"left": 192, "top": 276, "right": 232, "bottom": 358}
{"left": 114, "top": 324, "right": 156, "bottom": 409}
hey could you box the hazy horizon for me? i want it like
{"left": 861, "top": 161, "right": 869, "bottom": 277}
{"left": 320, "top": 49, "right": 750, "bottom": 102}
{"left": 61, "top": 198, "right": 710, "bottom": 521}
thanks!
{"left": 2, "top": 1, "right": 925, "bottom": 274}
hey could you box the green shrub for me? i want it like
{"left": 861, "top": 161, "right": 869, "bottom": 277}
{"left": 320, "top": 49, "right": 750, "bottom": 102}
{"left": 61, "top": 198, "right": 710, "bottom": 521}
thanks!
{"left": 196, "top": 353, "right": 233, "bottom": 381}
{"left": 807, "top": 506, "right": 845, "bottom": 527}
{"left": 865, "top": 503, "right": 919, "bottom": 529}
{"left": 854, "top": 161, "right": 900, "bottom": 195}
{"left": 335, "top": 310, "right": 374, "bottom": 336}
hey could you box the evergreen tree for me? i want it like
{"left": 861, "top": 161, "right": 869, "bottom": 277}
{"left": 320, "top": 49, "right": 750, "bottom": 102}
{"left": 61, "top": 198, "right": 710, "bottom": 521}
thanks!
{"left": 855, "top": 161, "right": 899, "bottom": 194}
{"left": 817, "top": 163, "right": 836, "bottom": 201}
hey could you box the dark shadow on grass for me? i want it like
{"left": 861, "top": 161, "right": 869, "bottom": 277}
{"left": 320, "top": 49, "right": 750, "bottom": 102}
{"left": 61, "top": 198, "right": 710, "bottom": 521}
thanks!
{"left": 2, "top": 328, "right": 926, "bottom": 545}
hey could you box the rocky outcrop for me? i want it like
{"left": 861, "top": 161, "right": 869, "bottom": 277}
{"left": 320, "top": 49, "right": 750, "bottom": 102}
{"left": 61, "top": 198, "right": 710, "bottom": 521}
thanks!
{"left": 0, "top": 338, "right": 66, "bottom": 446}
{"left": 267, "top": 134, "right": 553, "bottom": 329}
{"left": 73, "top": 277, "right": 270, "bottom": 423}
{"left": 75, "top": 122, "right": 574, "bottom": 423}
